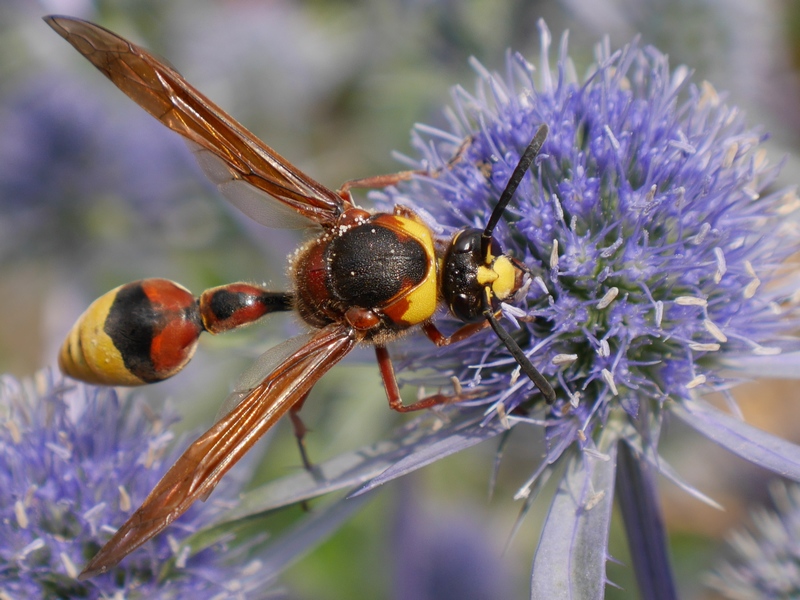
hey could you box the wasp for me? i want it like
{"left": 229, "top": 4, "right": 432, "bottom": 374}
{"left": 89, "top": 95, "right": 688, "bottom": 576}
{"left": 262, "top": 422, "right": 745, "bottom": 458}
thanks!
{"left": 45, "top": 15, "right": 555, "bottom": 579}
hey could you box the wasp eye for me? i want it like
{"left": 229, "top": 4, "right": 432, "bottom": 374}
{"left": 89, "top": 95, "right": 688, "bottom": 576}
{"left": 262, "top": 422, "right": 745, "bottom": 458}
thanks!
{"left": 442, "top": 228, "right": 484, "bottom": 322}
{"left": 452, "top": 228, "right": 480, "bottom": 254}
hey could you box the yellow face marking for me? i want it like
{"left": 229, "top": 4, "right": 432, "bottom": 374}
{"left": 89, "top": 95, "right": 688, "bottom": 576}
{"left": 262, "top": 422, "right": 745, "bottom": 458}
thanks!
{"left": 475, "top": 257, "right": 518, "bottom": 302}
{"left": 490, "top": 256, "right": 518, "bottom": 300}
{"left": 477, "top": 265, "right": 498, "bottom": 286}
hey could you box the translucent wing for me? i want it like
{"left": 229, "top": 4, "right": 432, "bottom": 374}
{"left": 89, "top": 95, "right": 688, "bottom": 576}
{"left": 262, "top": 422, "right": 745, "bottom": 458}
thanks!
{"left": 79, "top": 324, "right": 357, "bottom": 579}
{"left": 45, "top": 15, "right": 349, "bottom": 227}
{"left": 187, "top": 141, "right": 316, "bottom": 229}
{"left": 214, "top": 332, "right": 315, "bottom": 423}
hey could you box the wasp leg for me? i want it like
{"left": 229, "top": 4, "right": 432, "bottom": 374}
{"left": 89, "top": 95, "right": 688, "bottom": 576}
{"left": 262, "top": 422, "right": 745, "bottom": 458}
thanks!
{"left": 338, "top": 171, "right": 417, "bottom": 200}
{"left": 338, "top": 135, "right": 475, "bottom": 200}
{"left": 289, "top": 390, "right": 314, "bottom": 472}
{"left": 421, "top": 320, "right": 491, "bottom": 347}
{"left": 375, "top": 345, "right": 478, "bottom": 413}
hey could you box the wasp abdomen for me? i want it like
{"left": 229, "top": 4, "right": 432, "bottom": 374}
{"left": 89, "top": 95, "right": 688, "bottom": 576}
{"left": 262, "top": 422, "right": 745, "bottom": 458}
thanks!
{"left": 59, "top": 279, "right": 203, "bottom": 385}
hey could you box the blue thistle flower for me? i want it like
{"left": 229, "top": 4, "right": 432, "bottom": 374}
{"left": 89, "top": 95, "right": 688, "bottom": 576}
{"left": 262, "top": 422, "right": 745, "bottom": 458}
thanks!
{"left": 707, "top": 481, "right": 800, "bottom": 599}
{"left": 353, "top": 20, "right": 800, "bottom": 597}
{"left": 0, "top": 372, "right": 276, "bottom": 598}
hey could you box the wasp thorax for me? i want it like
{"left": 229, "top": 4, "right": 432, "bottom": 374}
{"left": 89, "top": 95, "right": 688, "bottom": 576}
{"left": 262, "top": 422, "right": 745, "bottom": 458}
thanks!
{"left": 292, "top": 211, "right": 438, "bottom": 334}
{"left": 441, "top": 228, "right": 525, "bottom": 322}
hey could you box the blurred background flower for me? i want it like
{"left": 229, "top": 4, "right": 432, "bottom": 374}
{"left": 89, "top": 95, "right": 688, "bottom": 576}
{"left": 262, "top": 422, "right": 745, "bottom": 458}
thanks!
{"left": 0, "top": 372, "right": 275, "bottom": 598}
{"left": 707, "top": 481, "right": 800, "bottom": 599}
{"left": 2, "top": 0, "right": 800, "bottom": 598}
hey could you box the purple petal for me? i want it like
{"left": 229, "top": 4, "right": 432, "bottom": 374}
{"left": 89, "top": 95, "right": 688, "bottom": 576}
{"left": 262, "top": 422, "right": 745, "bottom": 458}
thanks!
{"left": 213, "top": 411, "right": 501, "bottom": 524}
{"left": 353, "top": 417, "right": 508, "bottom": 496}
{"left": 531, "top": 440, "right": 617, "bottom": 599}
{"left": 672, "top": 400, "right": 800, "bottom": 480}
{"left": 721, "top": 352, "right": 800, "bottom": 379}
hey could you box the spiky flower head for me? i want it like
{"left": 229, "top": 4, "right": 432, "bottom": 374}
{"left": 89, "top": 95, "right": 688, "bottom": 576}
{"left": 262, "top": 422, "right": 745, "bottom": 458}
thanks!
{"left": 387, "top": 23, "right": 796, "bottom": 411}
{"left": 365, "top": 20, "right": 800, "bottom": 595}
{"left": 379, "top": 20, "right": 799, "bottom": 456}
{"left": 0, "top": 373, "right": 271, "bottom": 599}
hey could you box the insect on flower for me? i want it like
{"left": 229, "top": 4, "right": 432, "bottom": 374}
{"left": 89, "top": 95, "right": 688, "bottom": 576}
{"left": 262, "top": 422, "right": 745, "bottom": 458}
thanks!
{"left": 45, "top": 15, "right": 556, "bottom": 578}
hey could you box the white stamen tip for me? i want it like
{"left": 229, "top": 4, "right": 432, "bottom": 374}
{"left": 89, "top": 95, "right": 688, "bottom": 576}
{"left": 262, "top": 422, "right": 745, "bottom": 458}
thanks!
{"left": 167, "top": 535, "right": 180, "bottom": 554}
{"left": 743, "top": 275, "right": 761, "bottom": 299}
{"left": 552, "top": 354, "right": 578, "bottom": 365}
{"left": 675, "top": 296, "right": 708, "bottom": 307}
{"left": 19, "top": 538, "right": 45, "bottom": 558}
{"left": 241, "top": 560, "right": 263, "bottom": 577}
{"left": 550, "top": 239, "right": 559, "bottom": 269}
{"left": 597, "top": 287, "right": 619, "bottom": 309}
{"left": 754, "top": 148, "right": 767, "bottom": 170}
{"left": 600, "top": 237, "right": 623, "bottom": 258}
{"left": 584, "top": 490, "right": 606, "bottom": 511}
{"left": 534, "top": 276, "right": 549, "bottom": 295}
{"left": 688, "top": 342, "right": 721, "bottom": 352}
{"left": 495, "top": 403, "right": 511, "bottom": 430}
{"left": 514, "top": 483, "right": 532, "bottom": 500}
{"left": 713, "top": 247, "right": 727, "bottom": 283}
{"left": 777, "top": 190, "right": 800, "bottom": 215}
{"left": 686, "top": 374, "right": 706, "bottom": 389}
{"left": 60, "top": 552, "right": 79, "bottom": 579}
{"left": 703, "top": 319, "right": 728, "bottom": 343}
{"left": 699, "top": 80, "right": 720, "bottom": 107}
{"left": 753, "top": 345, "right": 782, "bottom": 356}
{"left": 601, "top": 368, "right": 618, "bottom": 395}
{"left": 722, "top": 142, "right": 738, "bottom": 168}
{"left": 118, "top": 485, "right": 132, "bottom": 512}
{"left": 175, "top": 545, "right": 191, "bottom": 569}
{"left": 15, "top": 500, "right": 28, "bottom": 529}
{"left": 690, "top": 222, "right": 710, "bottom": 245}
{"left": 604, "top": 125, "right": 620, "bottom": 150}
{"left": 654, "top": 300, "right": 664, "bottom": 328}
{"left": 6, "top": 420, "right": 21, "bottom": 444}
{"left": 552, "top": 193, "right": 564, "bottom": 221}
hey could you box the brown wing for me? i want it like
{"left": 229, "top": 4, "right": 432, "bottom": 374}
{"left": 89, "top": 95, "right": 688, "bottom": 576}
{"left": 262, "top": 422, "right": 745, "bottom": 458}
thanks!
{"left": 44, "top": 15, "right": 349, "bottom": 226}
{"left": 78, "top": 324, "right": 357, "bottom": 579}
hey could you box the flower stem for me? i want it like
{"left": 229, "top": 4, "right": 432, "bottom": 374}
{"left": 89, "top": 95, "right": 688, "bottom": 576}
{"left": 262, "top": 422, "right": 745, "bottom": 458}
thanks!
{"left": 615, "top": 441, "right": 677, "bottom": 600}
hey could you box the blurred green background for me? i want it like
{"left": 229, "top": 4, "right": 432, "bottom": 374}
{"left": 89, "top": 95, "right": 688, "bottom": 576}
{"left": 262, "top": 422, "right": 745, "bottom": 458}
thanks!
{"left": 3, "top": 0, "right": 800, "bottom": 598}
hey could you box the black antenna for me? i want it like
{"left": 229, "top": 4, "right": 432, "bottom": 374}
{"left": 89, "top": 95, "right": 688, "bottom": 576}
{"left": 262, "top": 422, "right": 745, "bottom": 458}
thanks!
{"left": 479, "top": 124, "right": 555, "bottom": 404}
{"left": 481, "top": 123, "right": 549, "bottom": 262}
{"left": 482, "top": 288, "right": 556, "bottom": 404}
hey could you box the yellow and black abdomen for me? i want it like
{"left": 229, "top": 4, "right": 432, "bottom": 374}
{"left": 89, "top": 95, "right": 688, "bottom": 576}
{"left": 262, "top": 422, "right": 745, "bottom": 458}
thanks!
{"left": 59, "top": 279, "right": 203, "bottom": 385}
